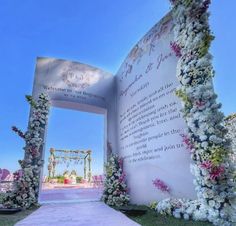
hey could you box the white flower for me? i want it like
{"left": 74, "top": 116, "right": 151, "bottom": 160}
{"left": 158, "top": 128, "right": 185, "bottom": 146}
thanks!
{"left": 208, "top": 200, "right": 215, "bottom": 208}
{"left": 183, "top": 213, "right": 190, "bottom": 220}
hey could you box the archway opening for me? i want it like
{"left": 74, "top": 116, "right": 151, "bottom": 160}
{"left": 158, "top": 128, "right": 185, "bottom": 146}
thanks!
{"left": 39, "top": 106, "right": 105, "bottom": 203}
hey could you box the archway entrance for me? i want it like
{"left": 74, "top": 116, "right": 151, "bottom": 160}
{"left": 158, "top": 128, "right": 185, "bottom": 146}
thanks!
{"left": 28, "top": 57, "right": 116, "bottom": 206}
{"left": 38, "top": 106, "right": 106, "bottom": 204}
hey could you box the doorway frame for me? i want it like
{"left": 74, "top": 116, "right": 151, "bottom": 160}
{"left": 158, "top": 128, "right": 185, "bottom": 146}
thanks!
{"left": 36, "top": 100, "right": 107, "bottom": 204}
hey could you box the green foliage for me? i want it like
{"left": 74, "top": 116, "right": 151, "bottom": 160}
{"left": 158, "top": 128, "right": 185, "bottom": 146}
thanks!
{"left": 183, "top": 0, "right": 192, "bottom": 7}
{"left": 149, "top": 201, "right": 158, "bottom": 210}
{"left": 209, "top": 145, "right": 227, "bottom": 165}
{"left": 198, "top": 34, "right": 215, "bottom": 58}
{"left": 48, "top": 175, "right": 83, "bottom": 184}
{"left": 56, "top": 175, "right": 65, "bottom": 183}
{"left": 0, "top": 192, "right": 7, "bottom": 204}
{"left": 25, "top": 95, "right": 37, "bottom": 108}
{"left": 175, "top": 89, "right": 192, "bottom": 108}
{"left": 76, "top": 176, "right": 83, "bottom": 183}
{"left": 0, "top": 206, "right": 38, "bottom": 226}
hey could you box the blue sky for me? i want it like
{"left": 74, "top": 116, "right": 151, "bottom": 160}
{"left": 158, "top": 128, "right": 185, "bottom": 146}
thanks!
{"left": 43, "top": 108, "right": 104, "bottom": 177}
{"left": 0, "top": 0, "right": 235, "bottom": 173}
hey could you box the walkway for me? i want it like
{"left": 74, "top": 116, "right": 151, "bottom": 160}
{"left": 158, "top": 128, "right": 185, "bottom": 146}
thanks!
{"left": 39, "top": 188, "right": 102, "bottom": 203}
{"left": 15, "top": 202, "right": 140, "bottom": 226}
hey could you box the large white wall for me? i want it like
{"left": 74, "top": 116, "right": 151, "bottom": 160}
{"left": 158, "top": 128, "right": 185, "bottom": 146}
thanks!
{"left": 116, "top": 12, "right": 196, "bottom": 204}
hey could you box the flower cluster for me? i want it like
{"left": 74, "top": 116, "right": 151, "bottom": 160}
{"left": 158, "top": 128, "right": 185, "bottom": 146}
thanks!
{"left": 150, "top": 201, "right": 158, "bottom": 210}
{"left": 13, "top": 170, "right": 23, "bottom": 181}
{"left": 224, "top": 114, "right": 236, "bottom": 165}
{"left": 157, "top": 199, "right": 210, "bottom": 221}
{"left": 181, "top": 133, "right": 194, "bottom": 152}
{"left": 3, "top": 93, "right": 50, "bottom": 209}
{"left": 153, "top": 178, "right": 170, "bottom": 193}
{"left": 102, "top": 154, "right": 130, "bottom": 206}
{"left": 170, "top": 41, "right": 182, "bottom": 58}
{"left": 156, "top": 1, "right": 236, "bottom": 225}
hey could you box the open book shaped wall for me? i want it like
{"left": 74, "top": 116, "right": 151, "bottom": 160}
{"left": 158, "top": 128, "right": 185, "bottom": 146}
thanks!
{"left": 32, "top": 12, "right": 196, "bottom": 204}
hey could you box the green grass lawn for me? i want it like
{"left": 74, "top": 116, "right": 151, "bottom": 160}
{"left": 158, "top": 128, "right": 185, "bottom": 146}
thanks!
{"left": 0, "top": 207, "right": 38, "bottom": 226}
{"left": 0, "top": 204, "right": 214, "bottom": 226}
{"left": 115, "top": 205, "right": 213, "bottom": 226}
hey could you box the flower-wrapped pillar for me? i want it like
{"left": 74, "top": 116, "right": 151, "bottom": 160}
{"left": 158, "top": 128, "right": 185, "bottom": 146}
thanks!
{"left": 157, "top": 1, "right": 235, "bottom": 225}
{"left": 3, "top": 93, "right": 50, "bottom": 209}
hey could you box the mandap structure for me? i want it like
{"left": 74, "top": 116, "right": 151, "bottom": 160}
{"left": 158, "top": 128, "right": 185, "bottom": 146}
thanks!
{"left": 3, "top": 1, "right": 235, "bottom": 225}
{"left": 48, "top": 148, "right": 92, "bottom": 182}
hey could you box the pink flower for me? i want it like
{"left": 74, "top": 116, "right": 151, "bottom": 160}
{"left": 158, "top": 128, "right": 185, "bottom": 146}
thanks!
{"left": 200, "top": 161, "right": 225, "bottom": 180}
{"left": 125, "top": 188, "right": 129, "bottom": 193}
{"left": 202, "top": 0, "right": 211, "bottom": 11}
{"left": 118, "top": 158, "right": 123, "bottom": 169}
{"left": 13, "top": 170, "right": 23, "bottom": 181}
{"left": 200, "top": 160, "right": 213, "bottom": 170}
{"left": 190, "top": 0, "right": 211, "bottom": 18}
{"left": 118, "top": 172, "right": 126, "bottom": 183}
{"left": 170, "top": 42, "right": 182, "bottom": 57}
{"left": 209, "top": 166, "right": 225, "bottom": 180}
{"left": 169, "top": 0, "right": 177, "bottom": 5}
{"left": 181, "top": 134, "right": 194, "bottom": 152}
{"left": 31, "top": 149, "right": 38, "bottom": 157}
{"left": 195, "top": 100, "right": 206, "bottom": 108}
{"left": 153, "top": 178, "right": 170, "bottom": 193}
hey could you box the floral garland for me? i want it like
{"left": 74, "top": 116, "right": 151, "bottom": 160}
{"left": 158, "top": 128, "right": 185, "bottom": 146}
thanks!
{"left": 3, "top": 93, "right": 50, "bottom": 209}
{"left": 102, "top": 154, "right": 130, "bottom": 206}
{"left": 156, "top": 1, "right": 235, "bottom": 225}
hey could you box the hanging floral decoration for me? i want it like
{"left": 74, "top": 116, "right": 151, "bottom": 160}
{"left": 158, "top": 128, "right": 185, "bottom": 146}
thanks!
{"left": 156, "top": 1, "right": 235, "bottom": 225}
{"left": 153, "top": 178, "right": 170, "bottom": 193}
{"left": 3, "top": 93, "right": 50, "bottom": 209}
{"left": 102, "top": 154, "right": 130, "bottom": 206}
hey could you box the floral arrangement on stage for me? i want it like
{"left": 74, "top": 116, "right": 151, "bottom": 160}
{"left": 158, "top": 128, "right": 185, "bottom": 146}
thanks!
{"left": 156, "top": 1, "right": 236, "bottom": 225}
{"left": 102, "top": 154, "right": 130, "bottom": 206}
{"left": 3, "top": 93, "right": 50, "bottom": 209}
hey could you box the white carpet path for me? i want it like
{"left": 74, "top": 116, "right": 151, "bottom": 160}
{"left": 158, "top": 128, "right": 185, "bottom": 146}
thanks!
{"left": 15, "top": 202, "right": 140, "bottom": 226}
